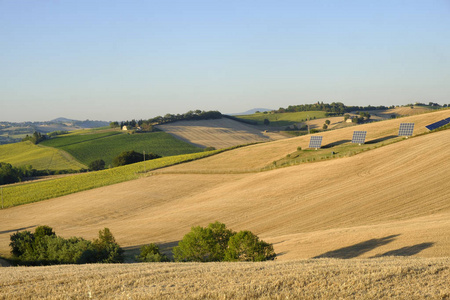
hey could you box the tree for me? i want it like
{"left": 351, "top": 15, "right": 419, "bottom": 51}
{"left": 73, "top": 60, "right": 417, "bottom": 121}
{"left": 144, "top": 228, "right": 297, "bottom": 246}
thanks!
{"left": 92, "top": 228, "right": 124, "bottom": 263}
{"left": 88, "top": 159, "right": 106, "bottom": 171}
{"left": 173, "top": 222, "right": 235, "bottom": 262}
{"left": 0, "top": 162, "right": 22, "bottom": 184}
{"left": 112, "top": 151, "right": 161, "bottom": 167}
{"left": 325, "top": 119, "right": 331, "bottom": 125}
{"left": 224, "top": 231, "right": 276, "bottom": 262}
{"left": 322, "top": 124, "right": 328, "bottom": 130}
{"left": 263, "top": 118, "right": 270, "bottom": 126}
{"left": 136, "top": 243, "right": 169, "bottom": 262}
{"left": 110, "top": 122, "right": 119, "bottom": 128}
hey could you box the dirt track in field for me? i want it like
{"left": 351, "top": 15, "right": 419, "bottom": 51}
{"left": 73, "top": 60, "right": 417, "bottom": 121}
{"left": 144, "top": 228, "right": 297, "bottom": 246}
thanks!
{"left": 0, "top": 109, "right": 449, "bottom": 260}
{"left": 156, "top": 118, "right": 287, "bottom": 149}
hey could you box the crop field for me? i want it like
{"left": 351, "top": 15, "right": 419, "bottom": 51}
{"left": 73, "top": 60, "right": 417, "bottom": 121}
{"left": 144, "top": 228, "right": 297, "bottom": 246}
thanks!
{"left": 0, "top": 150, "right": 219, "bottom": 208}
{"left": 1, "top": 258, "right": 449, "bottom": 299}
{"left": 0, "top": 109, "right": 449, "bottom": 299}
{"left": 41, "top": 130, "right": 203, "bottom": 166}
{"left": 0, "top": 141, "right": 87, "bottom": 170}
{"left": 234, "top": 111, "right": 327, "bottom": 127}
{"left": 157, "top": 118, "right": 287, "bottom": 149}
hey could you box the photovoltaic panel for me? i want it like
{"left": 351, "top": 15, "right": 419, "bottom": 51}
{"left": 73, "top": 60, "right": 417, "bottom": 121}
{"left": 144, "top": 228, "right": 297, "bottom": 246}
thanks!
{"left": 309, "top": 136, "right": 323, "bottom": 149}
{"left": 398, "top": 123, "right": 414, "bottom": 137}
{"left": 352, "top": 131, "right": 367, "bottom": 144}
{"left": 425, "top": 118, "right": 450, "bottom": 131}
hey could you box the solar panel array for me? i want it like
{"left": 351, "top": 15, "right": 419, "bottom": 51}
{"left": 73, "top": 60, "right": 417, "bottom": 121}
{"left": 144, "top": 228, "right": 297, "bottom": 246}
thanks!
{"left": 425, "top": 118, "right": 450, "bottom": 131}
{"left": 352, "top": 131, "right": 367, "bottom": 144}
{"left": 309, "top": 136, "right": 323, "bottom": 149}
{"left": 398, "top": 123, "right": 415, "bottom": 137}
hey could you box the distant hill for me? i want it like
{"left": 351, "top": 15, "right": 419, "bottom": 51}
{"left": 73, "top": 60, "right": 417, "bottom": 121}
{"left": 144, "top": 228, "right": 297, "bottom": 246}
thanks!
{"left": 230, "top": 108, "right": 273, "bottom": 115}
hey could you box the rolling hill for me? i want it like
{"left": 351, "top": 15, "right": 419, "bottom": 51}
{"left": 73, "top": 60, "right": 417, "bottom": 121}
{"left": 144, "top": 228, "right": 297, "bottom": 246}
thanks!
{"left": 0, "top": 109, "right": 448, "bottom": 261}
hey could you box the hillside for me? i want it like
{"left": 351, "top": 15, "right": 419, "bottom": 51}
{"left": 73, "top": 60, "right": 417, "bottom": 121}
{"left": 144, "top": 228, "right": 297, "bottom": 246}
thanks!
{"left": 0, "top": 141, "right": 87, "bottom": 170}
{"left": 156, "top": 117, "right": 287, "bottom": 149}
{"left": 40, "top": 129, "right": 203, "bottom": 166}
{"left": 0, "top": 109, "right": 448, "bottom": 260}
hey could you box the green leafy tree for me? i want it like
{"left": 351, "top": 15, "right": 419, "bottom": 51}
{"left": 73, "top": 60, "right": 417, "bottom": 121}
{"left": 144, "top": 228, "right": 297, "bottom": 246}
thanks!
{"left": 92, "top": 228, "right": 124, "bottom": 263}
{"left": 323, "top": 124, "right": 328, "bottom": 130}
{"left": 224, "top": 231, "right": 276, "bottom": 262}
{"left": 173, "top": 222, "right": 235, "bottom": 262}
{"left": 136, "top": 243, "right": 169, "bottom": 262}
{"left": 112, "top": 151, "right": 161, "bottom": 167}
{"left": 88, "top": 159, "right": 106, "bottom": 171}
{"left": 263, "top": 118, "right": 270, "bottom": 126}
{"left": 325, "top": 119, "right": 331, "bottom": 125}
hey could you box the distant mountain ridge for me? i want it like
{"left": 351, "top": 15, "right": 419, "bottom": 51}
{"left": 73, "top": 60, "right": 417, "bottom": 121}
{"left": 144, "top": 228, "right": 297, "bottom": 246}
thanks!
{"left": 230, "top": 108, "right": 273, "bottom": 116}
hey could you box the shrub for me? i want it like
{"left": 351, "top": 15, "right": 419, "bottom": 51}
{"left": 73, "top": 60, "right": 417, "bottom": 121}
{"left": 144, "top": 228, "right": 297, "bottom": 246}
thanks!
{"left": 112, "top": 151, "right": 161, "bottom": 167}
{"left": 204, "top": 146, "right": 216, "bottom": 151}
{"left": 88, "top": 159, "right": 106, "bottom": 171}
{"left": 136, "top": 243, "right": 169, "bottom": 262}
{"left": 173, "top": 222, "right": 235, "bottom": 262}
{"left": 224, "top": 231, "right": 276, "bottom": 262}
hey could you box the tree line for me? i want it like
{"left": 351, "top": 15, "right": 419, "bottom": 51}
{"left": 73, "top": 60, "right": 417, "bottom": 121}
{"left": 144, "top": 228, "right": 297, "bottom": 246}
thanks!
{"left": 275, "top": 102, "right": 390, "bottom": 115}
{"left": 111, "top": 110, "right": 223, "bottom": 129}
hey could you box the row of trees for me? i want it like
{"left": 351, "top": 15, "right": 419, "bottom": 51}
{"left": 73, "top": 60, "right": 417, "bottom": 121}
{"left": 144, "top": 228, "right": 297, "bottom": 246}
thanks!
{"left": 275, "top": 102, "right": 390, "bottom": 115}
{"left": 112, "top": 110, "right": 223, "bottom": 129}
{"left": 10, "top": 226, "right": 123, "bottom": 265}
{"left": 22, "top": 131, "right": 47, "bottom": 144}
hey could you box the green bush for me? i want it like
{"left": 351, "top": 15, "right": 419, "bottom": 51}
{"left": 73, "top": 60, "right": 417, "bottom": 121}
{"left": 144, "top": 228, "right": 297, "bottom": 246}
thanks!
{"left": 112, "top": 150, "right": 161, "bottom": 167}
{"left": 88, "top": 159, "right": 106, "bottom": 171}
{"left": 173, "top": 222, "right": 275, "bottom": 262}
{"left": 136, "top": 243, "right": 169, "bottom": 262}
{"left": 224, "top": 230, "right": 276, "bottom": 262}
{"left": 173, "top": 221, "right": 235, "bottom": 262}
{"left": 9, "top": 226, "right": 123, "bottom": 265}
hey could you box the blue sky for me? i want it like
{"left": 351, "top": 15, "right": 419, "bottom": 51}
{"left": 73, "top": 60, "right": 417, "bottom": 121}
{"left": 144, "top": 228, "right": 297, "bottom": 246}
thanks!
{"left": 1, "top": 1, "right": 449, "bottom": 122}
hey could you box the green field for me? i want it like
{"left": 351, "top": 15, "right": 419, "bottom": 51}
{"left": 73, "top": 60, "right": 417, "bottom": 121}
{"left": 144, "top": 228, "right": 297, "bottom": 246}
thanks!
{"left": 0, "top": 150, "right": 220, "bottom": 208}
{"left": 0, "top": 141, "right": 87, "bottom": 170}
{"left": 41, "top": 130, "right": 203, "bottom": 166}
{"left": 235, "top": 111, "right": 327, "bottom": 127}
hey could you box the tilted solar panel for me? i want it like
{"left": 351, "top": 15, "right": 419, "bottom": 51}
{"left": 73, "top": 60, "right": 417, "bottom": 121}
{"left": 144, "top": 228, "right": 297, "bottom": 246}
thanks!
{"left": 352, "top": 131, "right": 367, "bottom": 144}
{"left": 425, "top": 119, "right": 450, "bottom": 131}
{"left": 309, "top": 136, "right": 323, "bottom": 149}
{"left": 398, "top": 123, "right": 415, "bottom": 136}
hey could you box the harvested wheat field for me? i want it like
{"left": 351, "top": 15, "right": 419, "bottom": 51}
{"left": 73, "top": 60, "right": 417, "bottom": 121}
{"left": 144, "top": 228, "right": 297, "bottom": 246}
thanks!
{"left": 1, "top": 258, "right": 449, "bottom": 299}
{"left": 156, "top": 118, "right": 287, "bottom": 149}
{"left": 0, "top": 109, "right": 449, "bottom": 298}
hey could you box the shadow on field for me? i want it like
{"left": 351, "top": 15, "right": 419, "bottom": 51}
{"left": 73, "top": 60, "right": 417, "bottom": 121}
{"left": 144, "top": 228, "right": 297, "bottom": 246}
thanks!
{"left": 0, "top": 225, "right": 37, "bottom": 235}
{"left": 322, "top": 139, "right": 351, "bottom": 148}
{"left": 312, "top": 234, "right": 400, "bottom": 259}
{"left": 372, "top": 242, "right": 435, "bottom": 257}
{"left": 365, "top": 135, "right": 398, "bottom": 144}
{"left": 122, "top": 241, "right": 179, "bottom": 263}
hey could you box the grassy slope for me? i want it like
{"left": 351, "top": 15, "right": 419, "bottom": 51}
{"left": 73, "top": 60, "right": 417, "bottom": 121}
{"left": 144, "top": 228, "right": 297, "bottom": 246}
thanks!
{"left": 0, "top": 109, "right": 449, "bottom": 260}
{"left": 0, "top": 141, "right": 87, "bottom": 170}
{"left": 235, "top": 111, "right": 327, "bottom": 126}
{"left": 41, "top": 130, "right": 203, "bottom": 166}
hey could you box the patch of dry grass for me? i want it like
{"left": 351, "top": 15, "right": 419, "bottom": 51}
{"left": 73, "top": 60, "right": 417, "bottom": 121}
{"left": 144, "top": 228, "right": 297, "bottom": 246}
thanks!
{"left": 1, "top": 258, "right": 449, "bottom": 299}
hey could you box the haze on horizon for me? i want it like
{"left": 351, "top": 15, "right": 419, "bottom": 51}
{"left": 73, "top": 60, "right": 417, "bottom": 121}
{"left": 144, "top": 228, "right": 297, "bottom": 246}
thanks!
{"left": 1, "top": 1, "right": 449, "bottom": 122}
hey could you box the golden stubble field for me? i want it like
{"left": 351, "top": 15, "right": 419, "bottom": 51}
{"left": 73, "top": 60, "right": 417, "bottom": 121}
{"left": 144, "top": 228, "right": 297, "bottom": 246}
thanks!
{"left": 0, "top": 109, "right": 449, "bottom": 298}
{"left": 156, "top": 118, "right": 287, "bottom": 149}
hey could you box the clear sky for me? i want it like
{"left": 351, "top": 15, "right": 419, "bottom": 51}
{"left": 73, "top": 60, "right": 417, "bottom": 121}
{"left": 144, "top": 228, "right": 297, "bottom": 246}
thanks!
{"left": 1, "top": 0, "right": 449, "bottom": 122}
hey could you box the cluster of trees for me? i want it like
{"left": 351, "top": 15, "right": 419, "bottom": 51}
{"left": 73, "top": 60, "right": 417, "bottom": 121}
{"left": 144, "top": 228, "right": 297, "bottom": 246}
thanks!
{"left": 111, "top": 150, "right": 161, "bottom": 167}
{"left": 22, "top": 131, "right": 47, "bottom": 144}
{"left": 9, "top": 226, "right": 123, "bottom": 265}
{"left": 171, "top": 222, "right": 275, "bottom": 262}
{"left": 322, "top": 119, "right": 331, "bottom": 130}
{"left": 114, "top": 110, "right": 223, "bottom": 130}
{"left": 275, "top": 102, "right": 390, "bottom": 115}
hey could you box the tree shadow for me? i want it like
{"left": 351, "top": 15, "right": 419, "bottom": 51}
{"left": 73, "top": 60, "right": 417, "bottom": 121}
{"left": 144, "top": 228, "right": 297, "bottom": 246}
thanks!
{"left": 365, "top": 135, "right": 398, "bottom": 144}
{"left": 372, "top": 242, "right": 435, "bottom": 257}
{"left": 122, "top": 241, "right": 179, "bottom": 263}
{"left": 322, "top": 139, "right": 351, "bottom": 148}
{"left": 0, "top": 225, "right": 37, "bottom": 235}
{"left": 312, "top": 234, "right": 400, "bottom": 259}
